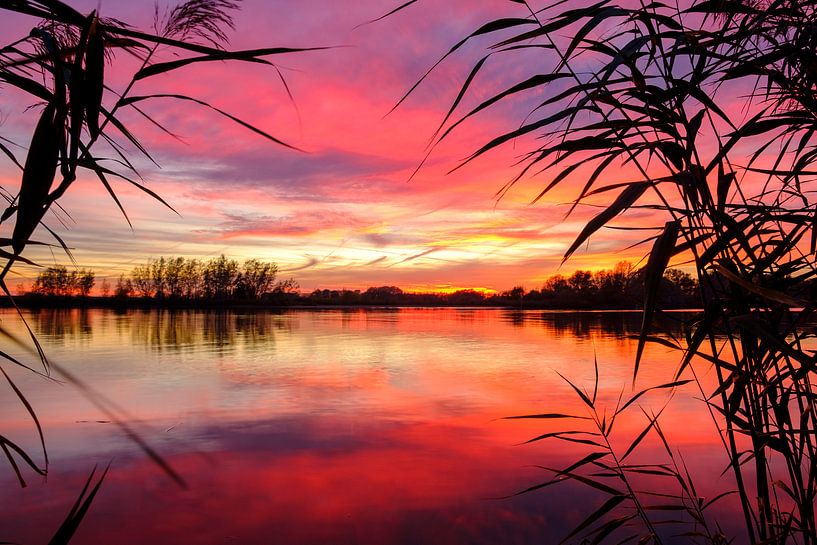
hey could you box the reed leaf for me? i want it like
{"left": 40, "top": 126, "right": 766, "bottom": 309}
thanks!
{"left": 634, "top": 220, "right": 680, "bottom": 382}
{"left": 67, "top": 11, "right": 93, "bottom": 167}
{"left": 120, "top": 94, "right": 302, "bottom": 151}
{"left": 83, "top": 14, "right": 103, "bottom": 139}
{"left": 710, "top": 264, "right": 804, "bottom": 307}
{"left": 560, "top": 495, "right": 629, "bottom": 544}
{"left": 563, "top": 182, "right": 649, "bottom": 264}
{"left": 133, "top": 46, "right": 328, "bottom": 80}
{"left": 389, "top": 17, "right": 538, "bottom": 116}
{"left": 47, "top": 465, "right": 108, "bottom": 545}
{"left": 12, "top": 101, "right": 60, "bottom": 255}
{"left": 616, "top": 380, "right": 692, "bottom": 416}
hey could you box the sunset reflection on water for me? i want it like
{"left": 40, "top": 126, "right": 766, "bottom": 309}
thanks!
{"left": 0, "top": 309, "right": 741, "bottom": 544}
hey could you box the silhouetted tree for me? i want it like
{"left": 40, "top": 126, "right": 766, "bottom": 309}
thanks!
{"left": 120, "top": 256, "right": 291, "bottom": 303}
{"left": 236, "top": 259, "right": 279, "bottom": 299}
{"left": 76, "top": 270, "right": 94, "bottom": 296}
{"left": 31, "top": 266, "right": 94, "bottom": 296}
{"left": 131, "top": 264, "right": 152, "bottom": 298}
{"left": 362, "top": 286, "right": 403, "bottom": 305}
{"left": 447, "top": 289, "right": 485, "bottom": 306}
{"left": 181, "top": 259, "right": 202, "bottom": 299}
{"left": 202, "top": 255, "right": 239, "bottom": 300}
{"left": 114, "top": 275, "right": 133, "bottom": 299}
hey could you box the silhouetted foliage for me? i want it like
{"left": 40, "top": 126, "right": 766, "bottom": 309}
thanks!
{"left": 388, "top": 0, "right": 817, "bottom": 542}
{"left": 114, "top": 274, "right": 133, "bottom": 299}
{"left": 300, "top": 263, "right": 699, "bottom": 309}
{"left": 0, "top": 0, "right": 315, "bottom": 537}
{"left": 118, "top": 255, "right": 297, "bottom": 303}
{"left": 31, "top": 266, "right": 94, "bottom": 297}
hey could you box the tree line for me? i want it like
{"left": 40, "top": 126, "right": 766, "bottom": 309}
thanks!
{"left": 29, "top": 266, "right": 95, "bottom": 297}
{"left": 24, "top": 259, "right": 700, "bottom": 309}
{"left": 116, "top": 256, "right": 299, "bottom": 302}
{"left": 306, "top": 262, "right": 700, "bottom": 309}
{"left": 25, "top": 256, "right": 298, "bottom": 303}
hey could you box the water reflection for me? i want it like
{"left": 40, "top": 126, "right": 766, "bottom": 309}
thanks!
{"left": 31, "top": 308, "right": 93, "bottom": 341}
{"left": 28, "top": 309, "right": 295, "bottom": 353}
{"left": 0, "top": 309, "right": 736, "bottom": 545}
{"left": 500, "top": 309, "right": 689, "bottom": 339}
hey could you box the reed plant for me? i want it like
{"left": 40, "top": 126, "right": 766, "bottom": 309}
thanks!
{"left": 387, "top": 0, "right": 817, "bottom": 542}
{"left": 0, "top": 1, "right": 312, "bottom": 541}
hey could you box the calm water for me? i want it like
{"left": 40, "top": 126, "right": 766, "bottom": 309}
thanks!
{"left": 0, "top": 308, "right": 739, "bottom": 544}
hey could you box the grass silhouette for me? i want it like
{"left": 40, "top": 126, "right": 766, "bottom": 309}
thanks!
{"left": 0, "top": 1, "right": 315, "bottom": 541}
{"left": 385, "top": 0, "right": 817, "bottom": 542}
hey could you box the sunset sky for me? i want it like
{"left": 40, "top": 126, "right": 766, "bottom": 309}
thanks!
{"left": 0, "top": 0, "right": 672, "bottom": 292}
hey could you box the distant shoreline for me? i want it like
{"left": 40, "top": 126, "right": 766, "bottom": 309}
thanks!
{"left": 2, "top": 295, "right": 703, "bottom": 312}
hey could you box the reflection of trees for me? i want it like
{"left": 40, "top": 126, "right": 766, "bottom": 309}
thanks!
{"left": 31, "top": 308, "right": 688, "bottom": 349}
{"left": 453, "top": 308, "right": 479, "bottom": 324}
{"left": 132, "top": 310, "right": 197, "bottom": 350}
{"left": 126, "top": 310, "right": 293, "bottom": 352}
{"left": 505, "top": 310, "right": 526, "bottom": 327}
{"left": 203, "top": 312, "right": 230, "bottom": 348}
{"left": 503, "top": 311, "right": 687, "bottom": 340}
{"left": 32, "top": 308, "right": 92, "bottom": 341}
{"left": 31, "top": 309, "right": 294, "bottom": 352}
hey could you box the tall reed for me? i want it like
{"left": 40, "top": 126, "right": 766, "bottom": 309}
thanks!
{"left": 0, "top": 0, "right": 313, "bottom": 540}
{"left": 387, "top": 0, "right": 817, "bottom": 542}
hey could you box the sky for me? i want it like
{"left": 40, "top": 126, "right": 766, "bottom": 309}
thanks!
{"left": 0, "top": 0, "right": 674, "bottom": 293}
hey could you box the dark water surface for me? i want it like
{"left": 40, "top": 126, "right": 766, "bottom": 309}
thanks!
{"left": 0, "top": 308, "right": 739, "bottom": 544}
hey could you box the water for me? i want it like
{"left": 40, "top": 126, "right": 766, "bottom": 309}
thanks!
{"left": 0, "top": 308, "right": 738, "bottom": 544}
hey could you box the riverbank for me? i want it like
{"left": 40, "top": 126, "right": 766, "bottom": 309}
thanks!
{"left": 5, "top": 294, "right": 701, "bottom": 312}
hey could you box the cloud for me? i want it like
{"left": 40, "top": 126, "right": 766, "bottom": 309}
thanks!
{"left": 155, "top": 147, "right": 414, "bottom": 201}
{"left": 364, "top": 255, "right": 387, "bottom": 266}
{"left": 395, "top": 247, "right": 441, "bottom": 264}
{"left": 195, "top": 208, "right": 370, "bottom": 239}
{"left": 282, "top": 256, "right": 321, "bottom": 273}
